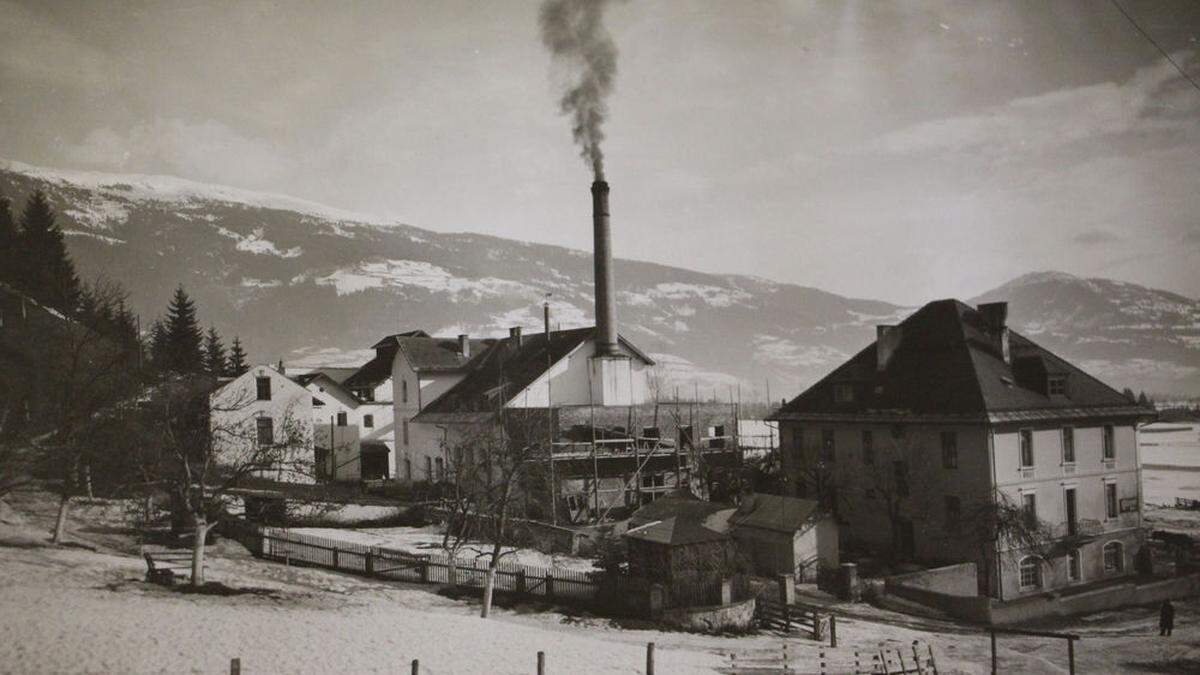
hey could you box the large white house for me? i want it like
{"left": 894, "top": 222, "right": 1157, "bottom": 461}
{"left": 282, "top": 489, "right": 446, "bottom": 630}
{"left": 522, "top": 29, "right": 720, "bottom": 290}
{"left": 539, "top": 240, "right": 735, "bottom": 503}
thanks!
{"left": 209, "top": 364, "right": 315, "bottom": 483}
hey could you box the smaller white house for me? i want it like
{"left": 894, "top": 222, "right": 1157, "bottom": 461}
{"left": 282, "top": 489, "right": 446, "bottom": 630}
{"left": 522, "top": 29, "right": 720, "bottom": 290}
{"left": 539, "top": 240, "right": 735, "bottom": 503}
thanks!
{"left": 293, "top": 370, "right": 365, "bottom": 481}
{"left": 728, "top": 493, "right": 838, "bottom": 582}
{"left": 209, "top": 365, "right": 315, "bottom": 483}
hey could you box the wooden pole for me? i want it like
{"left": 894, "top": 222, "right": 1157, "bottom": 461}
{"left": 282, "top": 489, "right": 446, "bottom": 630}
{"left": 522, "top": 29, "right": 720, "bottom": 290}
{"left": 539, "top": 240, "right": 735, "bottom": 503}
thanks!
{"left": 1067, "top": 637, "right": 1075, "bottom": 675}
{"left": 537, "top": 650, "right": 546, "bottom": 675}
{"left": 830, "top": 613, "right": 837, "bottom": 647}
{"left": 229, "top": 658, "right": 241, "bottom": 675}
{"left": 646, "top": 642, "right": 655, "bottom": 675}
{"left": 990, "top": 629, "right": 997, "bottom": 675}
{"left": 411, "top": 658, "right": 419, "bottom": 675}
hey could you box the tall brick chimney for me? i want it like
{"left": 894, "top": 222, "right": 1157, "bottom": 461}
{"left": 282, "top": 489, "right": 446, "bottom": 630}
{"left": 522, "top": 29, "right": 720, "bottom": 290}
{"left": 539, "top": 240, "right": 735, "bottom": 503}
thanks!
{"left": 592, "top": 180, "right": 618, "bottom": 356}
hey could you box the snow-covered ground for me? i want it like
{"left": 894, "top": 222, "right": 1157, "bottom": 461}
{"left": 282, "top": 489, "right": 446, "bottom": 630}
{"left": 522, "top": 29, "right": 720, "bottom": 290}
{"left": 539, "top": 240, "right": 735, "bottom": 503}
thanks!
{"left": 1140, "top": 422, "right": 1200, "bottom": 505}
{"left": 290, "top": 525, "right": 600, "bottom": 573}
{"left": 3, "top": 489, "right": 1200, "bottom": 674}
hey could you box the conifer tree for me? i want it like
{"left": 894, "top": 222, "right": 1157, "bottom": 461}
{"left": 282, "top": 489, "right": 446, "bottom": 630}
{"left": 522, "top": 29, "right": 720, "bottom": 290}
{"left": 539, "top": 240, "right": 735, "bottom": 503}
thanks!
{"left": 0, "top": 196, "right": 15, "bottom": 288}
{"left": 164, "top": 286, "right": 204, "bottom": 374}
{"left": 148, "top": 319, "right": 171, "bottom": 373}
{"left": 202, "top": 327, "right": 227, "bottom": 377}
{"left": 226, "top": 337, "right": 249, "bottom": 377}
{"left": 18, "top": 191, "right": 81, "bottom": 313}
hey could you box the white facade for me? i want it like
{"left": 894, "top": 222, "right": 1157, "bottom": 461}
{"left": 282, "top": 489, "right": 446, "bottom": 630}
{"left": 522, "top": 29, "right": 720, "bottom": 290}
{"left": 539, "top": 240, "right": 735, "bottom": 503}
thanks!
{"left": 209, "top": 365, "right": 315, "bottom": 483}
{"left": 505, "top": 339, "right": 652, "bottom": 408}
{"left": 390, "top": 347, "right": 470, "bottom": 483}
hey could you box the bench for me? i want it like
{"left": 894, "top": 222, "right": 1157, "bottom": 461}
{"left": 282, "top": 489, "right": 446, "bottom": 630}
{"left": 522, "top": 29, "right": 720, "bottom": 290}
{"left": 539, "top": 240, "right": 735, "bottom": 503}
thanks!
{"left": 143, "top": 548, "right": 205, "bottom": 585}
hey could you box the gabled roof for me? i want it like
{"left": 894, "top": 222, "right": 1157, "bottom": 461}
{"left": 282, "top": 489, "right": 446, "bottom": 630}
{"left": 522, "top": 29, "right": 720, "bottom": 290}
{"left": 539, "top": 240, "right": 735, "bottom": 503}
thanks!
{"left": 417, "top": 327, "right": 654, "bottom": 415}
{"left": 348, "top": 332, "right": 495, "bottom": 389}
{"left": 624, "top": 497, "right": 733, "bottom": 546}
{"left": 769, "top": 299, "right": 1151, "bottom": 422}
{"left": 729, "top": 493, "right": 821, "bottom": 534}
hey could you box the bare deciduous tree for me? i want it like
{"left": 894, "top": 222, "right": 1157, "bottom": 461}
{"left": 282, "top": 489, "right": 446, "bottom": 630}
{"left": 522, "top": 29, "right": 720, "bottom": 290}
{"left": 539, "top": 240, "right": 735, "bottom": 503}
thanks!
{"left": 134, "top": 375, "right": 312, "bottom": 585}
{"left": 438, "top": 409, "right": 551, "bottom": 618}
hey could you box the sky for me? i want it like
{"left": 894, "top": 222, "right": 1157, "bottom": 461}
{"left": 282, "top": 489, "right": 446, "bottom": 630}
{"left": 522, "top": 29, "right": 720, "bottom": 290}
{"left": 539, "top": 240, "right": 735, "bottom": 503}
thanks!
{"left": 1, "top": 0, "right": 1199, "bottom": 305}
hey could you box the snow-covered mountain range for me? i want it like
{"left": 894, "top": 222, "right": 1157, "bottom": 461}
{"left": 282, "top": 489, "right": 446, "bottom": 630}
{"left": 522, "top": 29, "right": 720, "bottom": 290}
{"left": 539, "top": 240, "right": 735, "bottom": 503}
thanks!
{"left": 2, "top": 159, "right": 1197, "bottom": 397}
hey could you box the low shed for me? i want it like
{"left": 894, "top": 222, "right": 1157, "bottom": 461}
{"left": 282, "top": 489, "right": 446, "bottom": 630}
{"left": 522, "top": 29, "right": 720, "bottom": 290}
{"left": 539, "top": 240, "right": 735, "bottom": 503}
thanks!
{"left": 729, "top": 493, "right": 838, "bottom": 581}
{"left": 623, "top": 496, "right": 736, "bottom": 584}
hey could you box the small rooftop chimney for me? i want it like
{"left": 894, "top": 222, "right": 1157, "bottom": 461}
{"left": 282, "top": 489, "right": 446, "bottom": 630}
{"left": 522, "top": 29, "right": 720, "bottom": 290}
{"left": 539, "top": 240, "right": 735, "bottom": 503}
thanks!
{"left": 976, "top": 302, "right": 1010, "bottom": 363}
{"left": 458, "top": 334, "right": 470, "bottom": 358}
{"left": 509, "top": 326, "right": 523, "bottom": 347}
{"left": 876, "top": 325, "right": 902, "bottom": 372}
{"left": 592, "top": 180, "right": 618, "bottom": 356}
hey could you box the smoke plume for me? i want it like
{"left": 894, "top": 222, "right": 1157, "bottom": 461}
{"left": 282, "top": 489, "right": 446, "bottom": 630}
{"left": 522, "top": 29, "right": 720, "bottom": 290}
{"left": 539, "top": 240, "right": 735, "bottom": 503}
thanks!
{"left": 539, "top": 0, "right": 620, "bottom": 180}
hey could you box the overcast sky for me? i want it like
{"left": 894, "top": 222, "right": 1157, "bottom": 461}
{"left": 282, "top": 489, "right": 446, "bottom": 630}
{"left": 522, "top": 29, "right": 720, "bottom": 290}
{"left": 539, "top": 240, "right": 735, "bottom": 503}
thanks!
{"left": 2, "top": 1, "right": 1198, "bottom": 304}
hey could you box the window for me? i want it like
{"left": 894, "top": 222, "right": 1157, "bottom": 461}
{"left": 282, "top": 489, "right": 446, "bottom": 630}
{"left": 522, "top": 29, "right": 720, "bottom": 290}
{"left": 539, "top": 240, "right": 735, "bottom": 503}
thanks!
{"left": 363, "top": 414, "right": 374, "bottom": 429}
{"left": 1062, "top": 427, "right": 1075, "bottom": 464}
{"left": 679, "top": 425, "right": 694, "bottom": 449}
{"left": 642, "top": 473, "right": 666, "bottom": 489}
{"left": 710, "top": 425, "right": 727, "bottom": 449}
{"left": 642, "top": 426, "right": 660, "bottom": 439}
{"left": 435, "top": 457, "right": 445, "bottom": 481}
{"left": 256, "top": 377, "right": 272, "bottom": 401}
{"left": 1103, "top": 542, "right": 1124, "bottom": 573}
{"left": 425, "top": 457, "right": 433, "bottom": 480}
{"left": 833, "top": 383, "right": 854, "bottom": 403}
{"left": 312, "top": 397, "right": 325, "bottom": 407}
{"left": 1022, "top": 492, "right": 1038, "bottom": 528}
{"left": 1064, "top": 487, "right": 1078, "bottom": 536}
{"left": 821, "top": 429, "right": 836, "bottom": 462}
{"left": 256, "top": 417, "right": 274, "bottom": 446}
{"left": 1019, "top": 557, "right": 1042, "bottom": 590}
{"left": 1048, "top": 376, "right": 1067, "bottom": 396}
{"left": 336, "top": 412, "right": 348, "bottom": 427}
{"left": 944, "top": 496, "right": 961, "bottom": 528}
{"left": 1019, "top": 429, "right": 1034, "bottom": 468}
{"left": 359, "top": 388, "right": 375, "bottom": 402}
{"left": 401, "top": 380, "right": 408, "bottom": 404}
{"left": 941, "top": 431, "right": 958, "bottom": 469}
{"left": 1102, "top": 425, "right": 1115, "bottom": 460}
{"left": 861, "top": 430, "right": 874, "bottom": 465}
{"left": 1068, "top": 549, "right": 1082, "bottom": 582}
{"left": 402, "top": 420, "right": 410, "bottom": 445}
{"left": 404, "top": 458, "right": 412, "bottom": 482}
{"left": 1105, "top": 482, "right": 1118, "bottom": 519}
{"left": 894, "top": 460, "right": 909, "bottom": 497}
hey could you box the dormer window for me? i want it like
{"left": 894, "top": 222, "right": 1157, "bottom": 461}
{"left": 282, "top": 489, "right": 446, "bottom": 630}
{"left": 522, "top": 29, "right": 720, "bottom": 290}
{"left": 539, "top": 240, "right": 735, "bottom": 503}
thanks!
{"left": 355, "top": 388, "right": 375, "bottom": 402}
{"left": 1048, "top": 376, "right": 1067, "bottom": 396}
{"left": 833, "top": 383, "right": 855, "bottom": 403}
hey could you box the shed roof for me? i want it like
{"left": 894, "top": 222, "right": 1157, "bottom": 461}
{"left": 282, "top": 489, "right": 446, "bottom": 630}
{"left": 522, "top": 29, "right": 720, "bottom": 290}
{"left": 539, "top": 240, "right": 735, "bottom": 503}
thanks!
{"left": 729, "top": 493, "right": 821, "bottom": 534}
{"left": 624, "top": 497, "right": 733, "bottom": 546}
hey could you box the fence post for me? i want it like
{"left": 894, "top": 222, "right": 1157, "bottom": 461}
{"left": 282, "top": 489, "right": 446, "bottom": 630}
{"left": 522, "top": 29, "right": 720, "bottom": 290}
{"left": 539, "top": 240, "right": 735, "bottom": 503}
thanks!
{"left": 537, "top": 650, "right": 545, "bottom": 675}
{"left": 411, "top": 658, "right": 419, "bottom": 675}
{"left": 517, "top": 569, "right": 527, "bottom": 594}
{"left": 1067, "top": 637, "right": 1075, "bottom": 675}
{"left": 365, "top": 551, "right": 374, "bottom": 576}
{"left": 830, "top": 613, "right": 837, "bottom": 648}
{"left": 646, "top": 642, "right": 655, "bottom": 675}
{"left": 230, "top": 658, "right": 241, "bottom": 675}
{"left": 332, "top": 548, "right": 339, "bottom": 569}
{"left": 990, "top": 629, "right": 997, "bottom": 675}
{"left": 911, "top": 641, "right": 923, "bottom": 675}
{"left": 545, "top": 573, "right": 555, "bottom": 599}
{"left": 419, "top": 560, "right": 429, "bottom": 583}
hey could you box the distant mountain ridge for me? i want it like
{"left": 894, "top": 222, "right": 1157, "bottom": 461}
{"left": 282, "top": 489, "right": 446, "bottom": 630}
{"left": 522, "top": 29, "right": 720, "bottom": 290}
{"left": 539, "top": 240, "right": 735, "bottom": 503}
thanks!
{"left": 2, "top": 159, "right": 1196, "bottom": 397}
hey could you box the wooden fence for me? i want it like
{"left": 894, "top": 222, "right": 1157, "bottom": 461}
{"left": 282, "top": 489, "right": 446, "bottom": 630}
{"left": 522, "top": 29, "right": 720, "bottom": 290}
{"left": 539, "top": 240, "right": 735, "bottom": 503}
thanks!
{"left": 724, "top": 640, "right": 937, "bottom": 674}
{"left": 259, "top": 528, "right": 600, "bottom": 603}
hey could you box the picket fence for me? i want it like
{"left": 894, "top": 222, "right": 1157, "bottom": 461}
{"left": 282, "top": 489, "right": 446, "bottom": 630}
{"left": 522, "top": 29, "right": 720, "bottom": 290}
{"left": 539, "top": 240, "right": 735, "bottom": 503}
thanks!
{"left": 256, "top": 527, "right": 738, "bottom": 614}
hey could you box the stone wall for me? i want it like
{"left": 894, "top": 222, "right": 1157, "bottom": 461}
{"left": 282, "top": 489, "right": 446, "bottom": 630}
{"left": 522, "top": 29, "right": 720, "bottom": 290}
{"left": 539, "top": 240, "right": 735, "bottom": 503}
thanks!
{"left": 659, "top": 597, "right": 756, "bottom": 632}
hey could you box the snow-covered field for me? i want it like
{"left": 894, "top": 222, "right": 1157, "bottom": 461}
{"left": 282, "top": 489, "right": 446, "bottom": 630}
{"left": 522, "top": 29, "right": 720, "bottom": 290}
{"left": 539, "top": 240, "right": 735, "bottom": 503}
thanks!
{"left": 1139, "top": 423, "right": 1200, "bottom": 505}
{"left": 3, "top": 489, "right": 1200, "bottom": 674}
{"left": 290, "top": 525, "right": 600, "bottom": 573}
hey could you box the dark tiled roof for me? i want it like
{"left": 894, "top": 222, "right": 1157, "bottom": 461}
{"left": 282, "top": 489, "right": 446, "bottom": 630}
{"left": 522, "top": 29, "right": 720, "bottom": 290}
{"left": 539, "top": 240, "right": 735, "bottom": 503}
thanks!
{"left": 729, "top": 493, "right": 820, "bottom": 534}
{"left": 419, "top": 328, "right": 654, "bottom": 414}
{"left": 625, "top": 497, "right": 733, "bottom": 546}
{"left": 343, "top": 335, "right": 494, "bottom": 389}
{"left": 770, "top": 299, "right": 1148, "bottom": 420}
